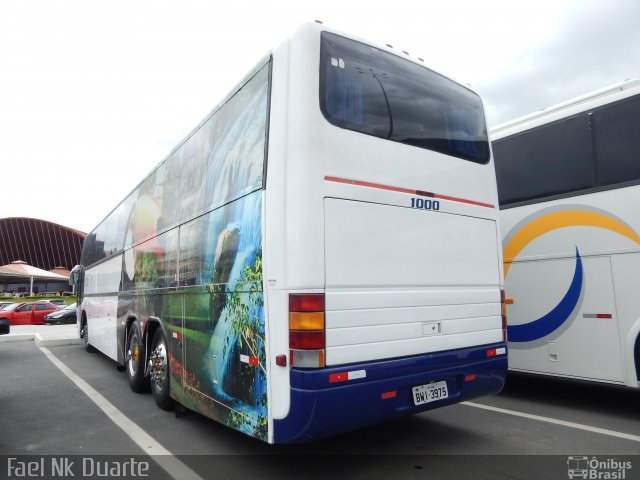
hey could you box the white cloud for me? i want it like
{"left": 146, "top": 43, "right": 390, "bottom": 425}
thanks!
{"left": 476, "top": 0, "right": 640, "bottom": 125}
{"left": 0, "top": 0, "right": 638, "bottom": 231}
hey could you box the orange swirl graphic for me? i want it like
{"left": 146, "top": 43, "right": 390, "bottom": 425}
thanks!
{"left": 504, "top": 210, "right": 640, "bottom": 277}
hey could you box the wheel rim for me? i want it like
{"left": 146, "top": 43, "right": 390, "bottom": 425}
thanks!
{"left": 127, "top": 331, "right": 141, "bottom": 377}
{"left": 81, "top": 323, "right": 87, "bottom": 342}
{"left": 149, "top": 338, "right": 167, "bottom": 391}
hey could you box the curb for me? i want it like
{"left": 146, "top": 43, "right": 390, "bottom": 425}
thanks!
{"left": 0, "top": 334, "right": 35, "bottom": 343}
{"left": 0, "top": 333, "right": 81, "bottom": 347}
{"left": 34, "top": 333, "right": 82, "bottom": 347}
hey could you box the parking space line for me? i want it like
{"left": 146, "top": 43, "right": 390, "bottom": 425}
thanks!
{"left": 39, "top": 346, "right": 205, "bottom": 480}
{"left": 463, "top": 401, "right": 640, "bottom": 442}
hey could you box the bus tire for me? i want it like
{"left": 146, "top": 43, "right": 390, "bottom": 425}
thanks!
{"left": 149, "top": 328, "right": 173, "bottom": 410}
{"left": 126, "top": 322, "right": 150, "bottom": 393}
{"left": 81, "top": 316, "right": 96, "bottom": 353}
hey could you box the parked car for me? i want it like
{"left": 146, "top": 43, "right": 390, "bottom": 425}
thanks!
{"left": 37, "top": 299, "right": 67, "bottom": 307}
{"left": 0, "top": 302, "right": 59, "bottom": 325}
{"left": 0, "top": 303, "right": 17, "bottom": 333}
{"left": 43, "top": 303, "right": 77, "bottom": 325}
{"left": 0, "top": 303, "right": 21, "bottom": 314}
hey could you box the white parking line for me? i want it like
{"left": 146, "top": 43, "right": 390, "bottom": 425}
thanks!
{"left": 39, "top": 346, "right": 205, "bottom": 480}
{"left": 463, "top": 401, "right": 640, "bottom": 442}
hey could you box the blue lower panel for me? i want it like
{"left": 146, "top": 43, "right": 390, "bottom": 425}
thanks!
{"left": 273, "top": 343, "right": 507, "bottom": 444}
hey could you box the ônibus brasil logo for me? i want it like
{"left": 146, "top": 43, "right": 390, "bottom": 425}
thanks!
{"left": 567, "top": 456, "right": 632, "bottom": 479}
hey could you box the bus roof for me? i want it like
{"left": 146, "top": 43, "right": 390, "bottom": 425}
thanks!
{"left": 84, "top": 22, "right": 483, "bottom": 241}
{"left": 490, "top": 79, "right": 640, "bottom": 139}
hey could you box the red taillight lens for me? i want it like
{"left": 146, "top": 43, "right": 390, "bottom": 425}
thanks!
{"left": 289, "top": 293, "right": 325, "bottom": 368}
{"left": 289, "top": 294, "right": 325, "bottom": 312}
{"left": 289, "top": 330, "right": 325, "bottom": 349}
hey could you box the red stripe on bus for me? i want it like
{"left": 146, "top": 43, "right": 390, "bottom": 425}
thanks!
{"left": 324, "top": 176, "right": 415, "bottom": 195}
{"left": 324, "top": 176, "right": 494, "bottom": 209}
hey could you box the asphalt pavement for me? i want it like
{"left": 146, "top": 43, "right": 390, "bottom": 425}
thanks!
{"left": 1, "top": 328, "right": 638, "bottom": 480}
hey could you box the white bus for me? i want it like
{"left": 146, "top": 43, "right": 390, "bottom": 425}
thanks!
{"left": 70, "top": 22, "right": 507, "bottom": 444}
{"left": 491, "top": 80, "right": 640, "bottom": 388}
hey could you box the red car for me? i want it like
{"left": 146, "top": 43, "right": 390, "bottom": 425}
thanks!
{"left": 0, "top": 302, "right": 60, "bottom": 325}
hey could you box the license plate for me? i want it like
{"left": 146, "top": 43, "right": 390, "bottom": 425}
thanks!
{"left": 412, "top": 381, "right": 449, "bottom": 405}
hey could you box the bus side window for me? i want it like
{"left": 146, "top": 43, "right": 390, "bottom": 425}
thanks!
{"left": 594, "top": 96, "right": 640, "bottom": 186}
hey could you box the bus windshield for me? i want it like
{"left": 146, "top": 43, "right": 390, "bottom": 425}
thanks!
{"left": 320, "top": 32, "right": 489, "bottom": 164}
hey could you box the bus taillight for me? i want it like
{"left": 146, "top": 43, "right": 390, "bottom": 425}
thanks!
{"left": 500, "top": 288, "right": 507, "bottom": 342}
{"left": 289, "top": 294, "right": 325, "bottom": 368}
{"left": 289, "top": 294, "right": 324, "bottom": 312}
{"left": 289, "top": 330, "right": 324, "bottom": 349}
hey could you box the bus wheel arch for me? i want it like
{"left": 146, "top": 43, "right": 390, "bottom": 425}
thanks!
{"left": 634, "top": 333, "right": 640, "bottom": 382}
{"left": 143, "top": 319, "right": 162, "bottom": 360}
{"left": 626, "top": 317, "right": 640, "bottom": 384}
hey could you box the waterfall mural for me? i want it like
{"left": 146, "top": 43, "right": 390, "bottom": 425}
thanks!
{"left": 170, "top": 192, "right": 266, "bottom": 441}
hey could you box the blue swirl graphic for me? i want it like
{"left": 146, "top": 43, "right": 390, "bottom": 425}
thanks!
{"left": 507, "top": 248, "right": 583, "bottom": 342}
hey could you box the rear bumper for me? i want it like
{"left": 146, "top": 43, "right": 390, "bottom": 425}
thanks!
{"left": 273, "top": 343, "right": 507, "bottom": 444}
{"left": 44, "top": 316, "right": 69, "bottom": 325}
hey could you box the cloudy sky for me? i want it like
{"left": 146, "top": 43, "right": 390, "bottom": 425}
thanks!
{"left": 1, "top": 0, "right": 639, "bottom": 234}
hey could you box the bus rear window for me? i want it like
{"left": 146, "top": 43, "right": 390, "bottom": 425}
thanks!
{"left": 320, "top": 32, "right": 490, "bottom": 164}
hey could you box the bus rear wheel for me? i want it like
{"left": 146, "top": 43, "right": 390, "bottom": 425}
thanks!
{"left": 149, "top": 328, "right": 173, "bottom": 410}
{"left": 81, "top": 318, "right": 96, "bottom": 353}
{"left": 126, "top": 322, "right": 150, "bottom": 393}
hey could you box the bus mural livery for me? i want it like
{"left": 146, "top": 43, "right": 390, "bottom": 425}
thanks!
{"left": 71, "top": 23, "right": 507, "bottom": 444}
{"left": 81, "top": 60, "right": 269, "bottom": 440}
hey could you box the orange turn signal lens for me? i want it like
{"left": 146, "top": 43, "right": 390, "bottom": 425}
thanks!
{"left": 289, "top": 312, "right": 324, "bottom": 331}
